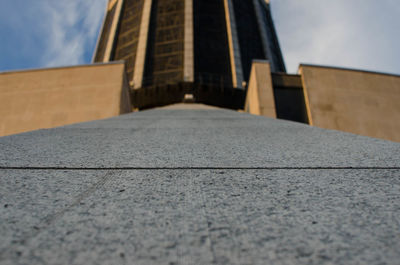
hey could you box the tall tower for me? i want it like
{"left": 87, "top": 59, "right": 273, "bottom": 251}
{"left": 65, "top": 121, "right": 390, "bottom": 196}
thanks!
{"left": 94, "top": 0, "right": 286, "bottom": 108}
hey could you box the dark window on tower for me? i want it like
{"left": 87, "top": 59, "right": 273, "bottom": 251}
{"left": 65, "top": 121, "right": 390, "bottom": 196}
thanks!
{"left": 193, "top": 0, "right": 232, "bottom": 87}
{"left": 258, "top": 2, "right": 286, "bottom": 72}
{"left": 143, "top": 0, "right": 185, "bottom": 87}
{"left": 94, "top": 3, "right": 118, "bottom": 62}
{"left": 232, "top": 0, "right": 265, "bottom": 82}
{"left": 112, "top": 0, "right": 145, "bottom": 82}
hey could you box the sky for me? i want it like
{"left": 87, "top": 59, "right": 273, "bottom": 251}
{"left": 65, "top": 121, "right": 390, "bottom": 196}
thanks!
{"left": 0, "top": 0, "right": 399, "bottom": 75}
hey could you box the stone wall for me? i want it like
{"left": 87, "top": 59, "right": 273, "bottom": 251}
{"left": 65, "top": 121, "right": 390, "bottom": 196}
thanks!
{"left": 0, "top": 62, "right": 131, "bottom": 137}
{"left": 300, "top": 65, "right": 400, "bottom": 142}
{"left": 244, "top": 61, "right": 276, "bottom": 118}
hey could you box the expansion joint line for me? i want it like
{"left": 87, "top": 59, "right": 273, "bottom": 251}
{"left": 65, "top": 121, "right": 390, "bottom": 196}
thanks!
{"left": 0, "top": 166, "right": 399, "bottom": 170}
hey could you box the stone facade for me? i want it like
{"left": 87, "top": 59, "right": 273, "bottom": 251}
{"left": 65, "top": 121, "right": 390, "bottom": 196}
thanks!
{"left": 94, "top": 0, "right": 285, "bottom": 90}
{"left": 0, "top": 63, "right": 131, "bottom": 137}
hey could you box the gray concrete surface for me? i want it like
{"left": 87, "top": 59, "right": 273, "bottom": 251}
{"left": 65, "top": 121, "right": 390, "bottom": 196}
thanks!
{"left": 0, "top": 108, "right": 399, "bottom": 168}
{"left": 0, "top": 106, "right": 399, "bottom": 264}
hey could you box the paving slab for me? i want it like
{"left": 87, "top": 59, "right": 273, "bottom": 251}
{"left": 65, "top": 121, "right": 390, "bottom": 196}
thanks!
{"left": 0, "top": 170, "right": 110, "bottom": 258}
{"left": 0, "top": 109, "right": 399, "bottom": 168}
{"left": 1, "top": 107, "right": 399, "bottom": 264}
{"left": 1, "top": 169, "right": 399, "bottom": 265}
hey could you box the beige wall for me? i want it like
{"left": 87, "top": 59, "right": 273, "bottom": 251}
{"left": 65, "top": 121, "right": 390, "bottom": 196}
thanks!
{"left": 300, "top": 65, "right": 400, "bottom": 142}
{"left": 0, "top": 63, "right": 131, "bottom": 137}
{"left": 244, "top": 61, "right": 276, "bottom": 118}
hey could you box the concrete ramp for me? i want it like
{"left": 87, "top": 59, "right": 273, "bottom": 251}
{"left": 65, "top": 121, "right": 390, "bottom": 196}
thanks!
{"left": 0, "top": 107, "right": 399, "bottom": 264}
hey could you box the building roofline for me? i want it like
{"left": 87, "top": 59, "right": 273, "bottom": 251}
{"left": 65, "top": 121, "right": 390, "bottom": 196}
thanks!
{"left": 299, "top": 63, "right": 400, "bottom": 78}
{"left": 0, "top": 61, "right": 126, "bottom": 76}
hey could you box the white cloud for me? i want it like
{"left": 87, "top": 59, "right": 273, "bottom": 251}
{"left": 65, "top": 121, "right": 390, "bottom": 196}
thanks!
{"left": 39, "top": 0, "right": 108, "bottom": 67}
{"left": 1, "top": 0, "right": 399, "bottom": 75}
{"left": 271, "top": 0, "right": 400, "bottom": 75}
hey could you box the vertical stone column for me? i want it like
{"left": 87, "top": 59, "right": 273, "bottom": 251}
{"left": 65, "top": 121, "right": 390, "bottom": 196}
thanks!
{"left": 133, "top": 0, "right": 153, "bottom": 88}
{"left": 103, "top": 0, "right": 124, "bottom": 62}
{"left": 252, "top": 0, "right": 275, "bottom": 72}
{"left": 224, "top": 0, "right": 244, "bottom": 89}
{"left": 245, "top": 60, "right": 276, "bottom": 117}
{"left": 184, "top": 0, "right": 194, "bottom": 82}
{"left": 92, "top": 3, "right": 108, "bottom": 62}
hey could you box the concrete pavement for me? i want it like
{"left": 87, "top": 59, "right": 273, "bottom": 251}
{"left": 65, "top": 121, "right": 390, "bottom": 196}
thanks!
{"left": 1, "top": 104, "right": 399, "bottom": 264}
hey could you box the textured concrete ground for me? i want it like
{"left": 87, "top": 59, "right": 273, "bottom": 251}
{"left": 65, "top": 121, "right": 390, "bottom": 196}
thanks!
{"left": 0, "top": 105, "right": 399, "bottom": 264}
